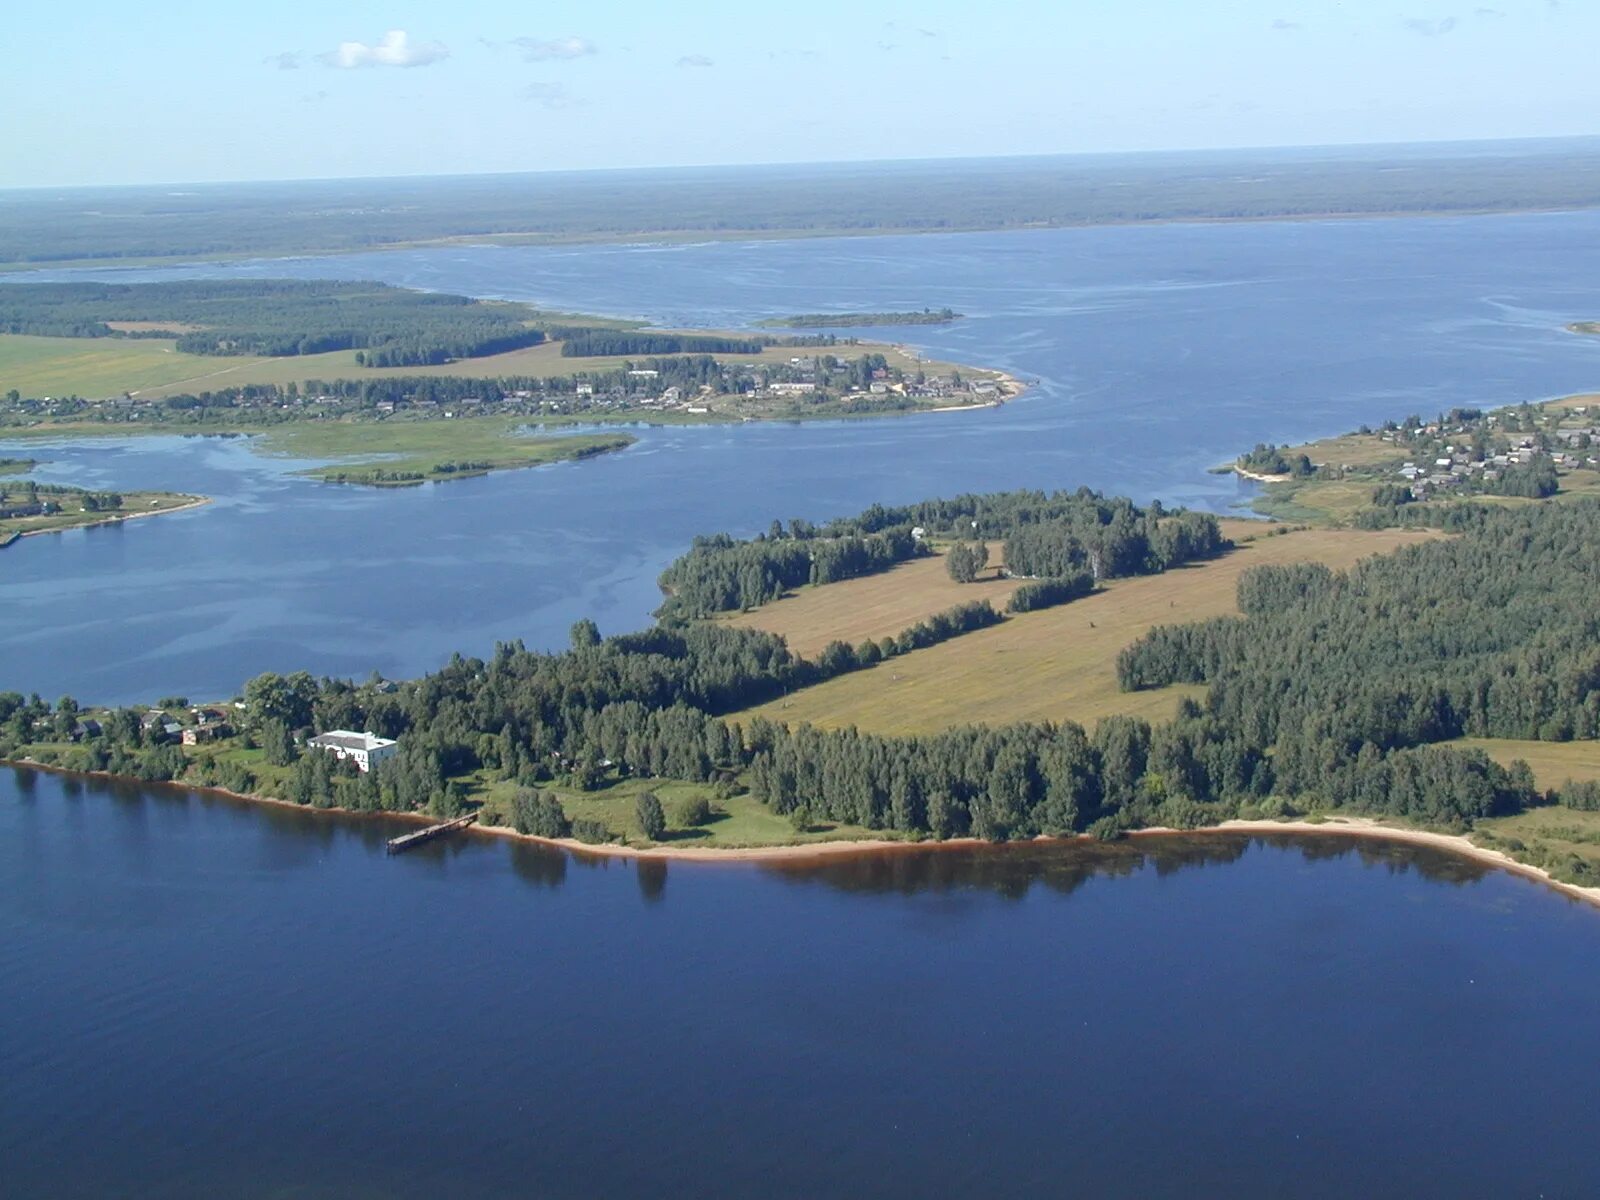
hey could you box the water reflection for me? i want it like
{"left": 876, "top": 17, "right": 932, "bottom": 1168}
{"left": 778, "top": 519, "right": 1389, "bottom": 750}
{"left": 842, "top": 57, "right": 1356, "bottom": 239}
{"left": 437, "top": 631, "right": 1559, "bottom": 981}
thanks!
{"left": 761, "top": 832, "right": 1492, "bottom": 898}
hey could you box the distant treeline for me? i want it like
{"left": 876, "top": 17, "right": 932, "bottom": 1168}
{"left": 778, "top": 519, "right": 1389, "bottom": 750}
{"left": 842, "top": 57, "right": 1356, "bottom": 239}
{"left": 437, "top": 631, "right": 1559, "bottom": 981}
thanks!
{"left": 0, "top": 280, "right": 544, "bottom": 365}
{"left": 8, "top": 140, "right": 1600, "bottom": 264}
{"left": 549, "top": 328, "right": 769, "bottom": 357}
{"left": 657, "top": 490, "right": 1228, "bottom": 618}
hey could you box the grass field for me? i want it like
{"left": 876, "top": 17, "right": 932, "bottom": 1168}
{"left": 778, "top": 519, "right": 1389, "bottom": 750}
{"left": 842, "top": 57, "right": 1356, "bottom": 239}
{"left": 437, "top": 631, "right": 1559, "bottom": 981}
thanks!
{"left": 467, "top": 773, "right": 882, "bottom": 848}
{"left": 737, "top": 525, "right": 1439, "bottom": 735}
{"left": 0, "top": 330, "right": 965, "bottom": 402}
{"left": 253, "top": 417, "right": 636, "bottom": 484}
{"left": 1449, "top": 737, "right": 1600, "bottom": 789}
{"left": 725, "top": 543, "right": 1022, "bottom": 658}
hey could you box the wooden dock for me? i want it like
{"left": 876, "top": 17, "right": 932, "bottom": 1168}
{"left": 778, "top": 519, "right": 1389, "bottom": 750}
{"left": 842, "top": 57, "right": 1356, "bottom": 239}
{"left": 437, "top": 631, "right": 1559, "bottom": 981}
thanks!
{"left": 386, "top": 812, "right": 477, "bottom": 855}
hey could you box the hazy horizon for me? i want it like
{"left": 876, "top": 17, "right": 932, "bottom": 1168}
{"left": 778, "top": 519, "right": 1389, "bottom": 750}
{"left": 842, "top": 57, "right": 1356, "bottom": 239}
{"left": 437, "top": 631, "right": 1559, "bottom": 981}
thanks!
{"left": 6, "top": 0, "right": 1593, "bottom": 189}
{"left": 5, "top": 133, "right": 1599, "bottom": 196}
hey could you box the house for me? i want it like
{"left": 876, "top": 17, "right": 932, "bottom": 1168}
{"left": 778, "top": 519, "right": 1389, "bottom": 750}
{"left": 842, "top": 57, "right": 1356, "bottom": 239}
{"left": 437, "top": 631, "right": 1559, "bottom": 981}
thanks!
{"left": 181, "top": 724, "right": 229, "bottom": 746}
{"left": 307, "top": 730, "right": 398, "bottom": 773}
{"left": 769, "top": 382, "right": 818, "bottom": 394}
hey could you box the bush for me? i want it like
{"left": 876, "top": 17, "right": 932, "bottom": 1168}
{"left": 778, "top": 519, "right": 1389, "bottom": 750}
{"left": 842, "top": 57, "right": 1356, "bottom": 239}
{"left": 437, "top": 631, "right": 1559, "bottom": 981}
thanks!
{"left": 675, "top": 795, "right": 714, "bottom": 828}
{"left": 570, "top": 818, "right": 611, "bottom": 844}
{"left": 1006, "top": 572, "right": 1094, "bottom": 614}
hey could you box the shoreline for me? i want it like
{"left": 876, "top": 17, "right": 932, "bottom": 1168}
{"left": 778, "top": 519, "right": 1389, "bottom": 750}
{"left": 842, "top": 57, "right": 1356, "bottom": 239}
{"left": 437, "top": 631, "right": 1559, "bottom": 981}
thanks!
{"left": 1231, "top": 465, "right": 1294, "bottom": 484}
{"left": 8, "top": 756, "right": 1597, "bottom": 907}
{"left": 6, "top": 494, "right": 211, "bottom": 545}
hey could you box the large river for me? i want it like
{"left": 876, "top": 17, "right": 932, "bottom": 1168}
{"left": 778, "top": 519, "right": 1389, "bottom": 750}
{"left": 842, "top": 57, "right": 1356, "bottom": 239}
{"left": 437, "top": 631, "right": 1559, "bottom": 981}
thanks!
{"left": 4, "top": 213, "right": 1600, "bottom": 703}
{"left": 4, "top": 215, "right": 1600, "bottom": 1197}
{"left": 4, "top": 765, "right": 1599, "bottom": 1199}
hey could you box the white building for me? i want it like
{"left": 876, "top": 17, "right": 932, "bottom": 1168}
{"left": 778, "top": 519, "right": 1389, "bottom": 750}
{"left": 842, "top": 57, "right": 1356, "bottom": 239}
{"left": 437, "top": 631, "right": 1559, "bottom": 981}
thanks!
{"left": 307, "top": 730, "right": 398, "bottom": 773}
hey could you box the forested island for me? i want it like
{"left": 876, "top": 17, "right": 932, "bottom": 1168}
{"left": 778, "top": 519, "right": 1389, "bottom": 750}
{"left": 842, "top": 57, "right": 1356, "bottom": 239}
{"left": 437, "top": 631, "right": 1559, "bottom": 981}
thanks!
{"left": 757, "top": 309, "right": 962, "bottom": 329}
{"left": 5, "top": 467, "right": 1598, "bottom": 893}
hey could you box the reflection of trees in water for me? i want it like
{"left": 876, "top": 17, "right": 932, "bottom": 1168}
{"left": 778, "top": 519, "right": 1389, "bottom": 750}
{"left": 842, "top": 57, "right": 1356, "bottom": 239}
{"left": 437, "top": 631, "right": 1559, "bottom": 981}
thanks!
{"left": 13, "top": 767, "right": 1495, "bottom": 899}
{"left": 637, "top": 859, "right": 668, "bottom": 903}
{"left": 761, "top": 834, "right": 1491, "bottom": 898}
{"left": 508, "top": 841, "right": 569, "bottom": 889}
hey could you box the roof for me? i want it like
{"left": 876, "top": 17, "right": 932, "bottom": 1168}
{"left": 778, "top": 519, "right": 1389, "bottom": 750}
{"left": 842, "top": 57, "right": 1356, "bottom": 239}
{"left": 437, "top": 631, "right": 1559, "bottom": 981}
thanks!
{"left": 308, "top": 730, "right": 396, "bottom": 753}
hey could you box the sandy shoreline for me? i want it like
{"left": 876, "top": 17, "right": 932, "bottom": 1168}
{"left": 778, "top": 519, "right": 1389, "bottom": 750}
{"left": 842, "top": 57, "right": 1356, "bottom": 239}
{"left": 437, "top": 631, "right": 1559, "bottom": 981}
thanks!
{"left": 8, "top": 756, "right": 1598, "bottom": 906}
{"left": 8, "top": 494, "right": 211, "bottom": 545}
{"left": 1231, "top": 465, "right": 1294, "bottom": 484}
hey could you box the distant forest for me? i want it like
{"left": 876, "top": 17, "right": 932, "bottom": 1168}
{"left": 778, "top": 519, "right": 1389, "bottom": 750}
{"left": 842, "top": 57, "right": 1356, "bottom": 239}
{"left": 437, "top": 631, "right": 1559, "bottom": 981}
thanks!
{"left": 0, "top": 280, "right": 545, "bottom": 366}
{"left": 5, "top": 139, "right": 1600, "bottom": 265}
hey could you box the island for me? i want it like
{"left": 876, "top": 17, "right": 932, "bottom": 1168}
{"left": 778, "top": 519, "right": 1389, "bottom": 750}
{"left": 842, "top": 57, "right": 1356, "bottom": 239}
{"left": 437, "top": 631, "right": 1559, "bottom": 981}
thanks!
{"left": 5, "top": 432, "right": 1598, "bottom": 902}
{"left": 756, "top": 308, "right": 963, "bottom": 328}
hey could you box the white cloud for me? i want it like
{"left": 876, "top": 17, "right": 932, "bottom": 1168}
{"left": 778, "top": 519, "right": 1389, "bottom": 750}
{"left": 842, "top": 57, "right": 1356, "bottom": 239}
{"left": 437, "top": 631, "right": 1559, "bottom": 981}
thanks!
{"left": 321, "top": 30, "right": 449, "bottom": 70}
{"left": 677, "top": 54, "right": 714, "bottom": 68}
{"left": 512, "top": 36, "right": 597, "bottom": 62}
{"left": 1270, "top": 18, "right": 1302, "bottom": 31}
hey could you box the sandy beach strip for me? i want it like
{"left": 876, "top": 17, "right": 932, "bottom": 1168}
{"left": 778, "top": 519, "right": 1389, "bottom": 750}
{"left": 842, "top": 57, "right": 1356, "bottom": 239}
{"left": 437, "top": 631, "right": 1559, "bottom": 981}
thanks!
{"left": 8, "top": 756, "right": 1597, "bottom": 906}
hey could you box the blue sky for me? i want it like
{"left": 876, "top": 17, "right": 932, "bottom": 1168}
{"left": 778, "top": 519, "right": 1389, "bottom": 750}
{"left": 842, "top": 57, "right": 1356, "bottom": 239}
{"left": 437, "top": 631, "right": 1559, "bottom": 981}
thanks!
{"left": 3, "top": 0, "right": 1592, "bottom": 187}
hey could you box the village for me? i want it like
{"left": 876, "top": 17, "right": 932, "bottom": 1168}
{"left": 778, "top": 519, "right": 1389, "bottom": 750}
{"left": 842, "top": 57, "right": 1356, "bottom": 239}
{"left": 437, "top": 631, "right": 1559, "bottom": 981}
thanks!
{"left": 1238, "top": 397, "right": 1600, "bottom": 515}
{"left": 0, "top": 350, "right": 1009, "bottom": 430}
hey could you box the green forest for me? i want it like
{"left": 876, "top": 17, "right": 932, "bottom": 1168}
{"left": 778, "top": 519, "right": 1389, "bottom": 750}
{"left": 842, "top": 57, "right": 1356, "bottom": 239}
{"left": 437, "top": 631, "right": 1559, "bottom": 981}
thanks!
{"left": 0, "top": 280, "right": 546, "bottom": 366}
{"left": 7, "top": 140, "right": 1600, "bottom": 266}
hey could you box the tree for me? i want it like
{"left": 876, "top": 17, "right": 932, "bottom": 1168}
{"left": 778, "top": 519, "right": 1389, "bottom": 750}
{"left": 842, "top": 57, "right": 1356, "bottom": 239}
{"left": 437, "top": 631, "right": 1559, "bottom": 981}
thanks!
{"left": 635, "top": 790, "right": 666, "bottom": 840}
{"left": 511, "top": 789, "right": 569, "bottom": 838}
{"left": 946, "top": 541, "right": 988, "bottom": 583}
{"left": 570, "top": 618, "right": 602, "bottom": 650}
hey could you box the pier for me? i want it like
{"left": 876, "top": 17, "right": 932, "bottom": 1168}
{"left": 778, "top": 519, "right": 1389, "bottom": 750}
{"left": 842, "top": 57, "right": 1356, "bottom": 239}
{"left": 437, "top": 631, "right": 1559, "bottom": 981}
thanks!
{"left": 386, "top": 812, "right": 477, "bottom": 855}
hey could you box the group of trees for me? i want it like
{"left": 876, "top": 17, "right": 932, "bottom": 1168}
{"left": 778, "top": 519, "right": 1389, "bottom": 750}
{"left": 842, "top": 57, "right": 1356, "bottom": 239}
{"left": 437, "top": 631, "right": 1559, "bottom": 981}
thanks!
{"left": 1238, "top": 443, "right": 1315, "bottom": 477}
{"left": 550, "top": 329, "right": 767, "bottom": 357}
{"left": 0, "top": 280, "right": 545, "bottom": 364}
{"left": 658, "top": 490, "right": 1228, "bottom": 619}
{"left": 1119, "top": 501, "right": 1600, "bottom": 754}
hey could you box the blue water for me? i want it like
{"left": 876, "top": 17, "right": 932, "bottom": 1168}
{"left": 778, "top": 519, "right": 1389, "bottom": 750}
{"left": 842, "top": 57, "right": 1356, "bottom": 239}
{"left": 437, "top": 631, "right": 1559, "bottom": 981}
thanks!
{"left": 3, "top": 766, "right": 1597, "bottom": 1198}
{"left": 4, "top": 214, "right": 1600, "bottom": 703}
{"left": 6, "top": 215, "right": 1600, "bottom": 1196}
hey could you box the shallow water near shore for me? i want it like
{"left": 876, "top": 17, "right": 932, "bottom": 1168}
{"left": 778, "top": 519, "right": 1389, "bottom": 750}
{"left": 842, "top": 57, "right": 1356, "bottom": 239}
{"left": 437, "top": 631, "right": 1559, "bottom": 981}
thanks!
{"left": 5, "top": 765, "right": 1600, "bottom": 1198}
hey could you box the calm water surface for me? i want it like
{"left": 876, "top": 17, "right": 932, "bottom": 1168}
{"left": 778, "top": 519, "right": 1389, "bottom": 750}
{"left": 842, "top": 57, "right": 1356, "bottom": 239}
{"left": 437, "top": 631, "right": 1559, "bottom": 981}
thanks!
{"left": 4, "top": 766, "right": 1599, "bottom": 1198}
{"left": 5, "top": 219, "right": 1600, "bottom": 1196}
{"left": 4, "top": 214, "right": 1600, "bottom": 702}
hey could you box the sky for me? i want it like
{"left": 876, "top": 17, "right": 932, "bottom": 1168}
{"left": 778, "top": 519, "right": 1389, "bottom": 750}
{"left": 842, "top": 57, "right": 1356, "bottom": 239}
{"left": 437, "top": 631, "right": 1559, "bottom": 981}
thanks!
{"left": 2, "top": 0, "right": 1593, "bottom": 188}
